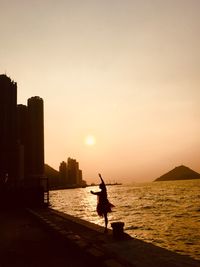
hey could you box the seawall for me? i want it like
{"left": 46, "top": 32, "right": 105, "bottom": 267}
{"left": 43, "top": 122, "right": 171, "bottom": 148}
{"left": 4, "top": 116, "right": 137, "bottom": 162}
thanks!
{"left": 27, "top": 208, "right": 199, "bottom": 267}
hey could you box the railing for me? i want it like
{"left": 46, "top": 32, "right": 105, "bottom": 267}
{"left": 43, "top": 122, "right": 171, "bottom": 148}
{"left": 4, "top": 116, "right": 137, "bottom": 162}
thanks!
{"left": 39, "top": 177, "right": 49, "bottom": 206}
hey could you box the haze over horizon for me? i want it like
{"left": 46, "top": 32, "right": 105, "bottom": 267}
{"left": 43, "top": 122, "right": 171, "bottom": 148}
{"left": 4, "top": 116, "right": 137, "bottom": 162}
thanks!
{"left": 1, "top": 0, "right": 200, "bottom": 183}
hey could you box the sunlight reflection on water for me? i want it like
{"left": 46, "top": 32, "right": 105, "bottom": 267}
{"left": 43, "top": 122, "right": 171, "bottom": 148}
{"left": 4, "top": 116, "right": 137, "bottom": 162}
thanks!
{"left": 50, "top": 180, "right": 200, "bottom": 260}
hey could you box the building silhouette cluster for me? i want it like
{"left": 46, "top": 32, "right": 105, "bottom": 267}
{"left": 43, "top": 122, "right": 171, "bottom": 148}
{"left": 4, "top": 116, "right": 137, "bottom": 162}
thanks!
{"left": 45, "top": 157, "right": 86, "bottom": 190}
{"left": 58, "top": 158, "right": 86, "bottom": 188}
{"left": 0, "top": 74, "right": 87, "bottom": 206}
{"left": 0, "top": 74, "right": 46, "bottom": 206}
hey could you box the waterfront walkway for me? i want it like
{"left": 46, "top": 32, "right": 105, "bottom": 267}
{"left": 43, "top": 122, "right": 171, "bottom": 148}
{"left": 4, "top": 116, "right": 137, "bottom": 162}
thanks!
{"left": 0, "top": 208, "right": 199, "bottom": 267}
{"left": 0, "top": 209, "right": 90, "bottom": 267}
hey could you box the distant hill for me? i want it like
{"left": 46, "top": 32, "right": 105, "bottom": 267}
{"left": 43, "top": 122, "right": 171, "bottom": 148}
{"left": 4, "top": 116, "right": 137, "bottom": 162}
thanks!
{"left": 154, "top": 165, "right": 200, "bottom": 182}
{"left": 45, "top": 164, "right": 59, "bottom": 187}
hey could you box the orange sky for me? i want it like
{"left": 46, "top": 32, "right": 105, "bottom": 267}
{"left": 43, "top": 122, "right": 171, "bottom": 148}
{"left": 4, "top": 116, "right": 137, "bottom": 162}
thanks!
{"left": 0, "top": 1, "right": 200, "bottom": 183}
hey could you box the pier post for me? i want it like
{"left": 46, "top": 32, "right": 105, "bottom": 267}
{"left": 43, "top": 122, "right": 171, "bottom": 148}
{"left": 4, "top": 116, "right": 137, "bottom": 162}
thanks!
{"left": 111, "top": 222, "right": 124, "bottom": 239}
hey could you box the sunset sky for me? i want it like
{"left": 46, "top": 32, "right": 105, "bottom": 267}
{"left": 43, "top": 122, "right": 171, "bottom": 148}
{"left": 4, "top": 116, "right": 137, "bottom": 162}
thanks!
{"left": 1, "top": 0, "right": 200, "bottom": 183}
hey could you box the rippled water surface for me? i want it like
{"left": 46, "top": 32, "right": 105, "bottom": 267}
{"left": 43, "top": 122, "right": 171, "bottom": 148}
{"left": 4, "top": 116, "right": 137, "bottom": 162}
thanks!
{"left": 50, "top": 179, "right": 200, "bottom": 260}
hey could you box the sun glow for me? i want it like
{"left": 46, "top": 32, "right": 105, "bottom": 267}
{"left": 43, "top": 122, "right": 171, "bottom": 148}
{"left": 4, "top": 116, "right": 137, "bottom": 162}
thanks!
{"left": 85, "top": 135, "right": 96, "bottom": 146}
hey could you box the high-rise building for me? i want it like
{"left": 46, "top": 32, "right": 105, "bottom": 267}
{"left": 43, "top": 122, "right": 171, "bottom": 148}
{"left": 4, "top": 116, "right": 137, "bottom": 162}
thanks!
{"left": 58, "top": 158, "right": 84, "bottom": 187}
{"left": 0, "top": 74, "right": 47, "bottom": 207}
{"left": 59, "top": 161, "right": 68, "bottom": 186}
{"left": 27, "top": 96, "right": 44, "bottom": 181}
{"left": 67, "top": 157, "right": 80, "bottom": 185}
{"left": 17, "top": 104, "right": 28, "bottom": 181}
{"left": 78, "top": 169, "right": 83, "bottom": 186}
{"left": 0, "top": 74, "right": 17, "bottom": 185}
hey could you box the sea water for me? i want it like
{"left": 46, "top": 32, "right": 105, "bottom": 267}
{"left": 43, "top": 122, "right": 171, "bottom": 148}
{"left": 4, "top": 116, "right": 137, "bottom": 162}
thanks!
{"left": 50, "top": 179, "right": 200, "bottom": 260}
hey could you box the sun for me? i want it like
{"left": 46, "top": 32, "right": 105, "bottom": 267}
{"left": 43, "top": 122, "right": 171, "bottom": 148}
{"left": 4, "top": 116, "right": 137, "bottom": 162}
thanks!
{"left": 85, "top": 135, "right": 96, "bottom": 146}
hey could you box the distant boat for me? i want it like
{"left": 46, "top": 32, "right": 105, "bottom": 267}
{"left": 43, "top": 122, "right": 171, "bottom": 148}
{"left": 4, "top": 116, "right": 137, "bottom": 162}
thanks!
{"left": 106, "top": 182, "right": 122, "bottom": 186}
{"left": 88, "top": 182, "right": 122, "bottom": 187}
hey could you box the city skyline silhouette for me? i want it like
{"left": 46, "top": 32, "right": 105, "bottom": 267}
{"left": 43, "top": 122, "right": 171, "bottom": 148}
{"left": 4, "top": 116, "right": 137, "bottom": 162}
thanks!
{"left": 0, "top": 1, "right": 199, "bottom": 183}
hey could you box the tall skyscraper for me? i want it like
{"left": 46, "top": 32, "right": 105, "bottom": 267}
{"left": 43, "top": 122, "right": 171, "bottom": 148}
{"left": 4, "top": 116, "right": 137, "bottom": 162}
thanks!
{"left": 0, "top": 74, "right": 17, "bottom": 185}
{"left": 27, "top": 96, "right": 44, "bottom": 181}
{"left": 17, "top": 104, "right": 28, "bottom": 181}
{"left": 67, "top": 157, "right": 81, "bottom": 185}
{"left": 58, "top": 158, "right": 84, "bottom": 187}
{"left": 59, "top": 161, "right": 68, "bottom": 186}
{"left": 0, "top": 74, "right": 47, "bottom": 206}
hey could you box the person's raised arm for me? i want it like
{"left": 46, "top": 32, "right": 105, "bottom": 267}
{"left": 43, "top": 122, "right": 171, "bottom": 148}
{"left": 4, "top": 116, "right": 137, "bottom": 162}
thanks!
{"left": 90, "top": 190, "right": 99, "bottom": 195}
{"left": 98, "top": 173, "right": 105, "bottom": 185}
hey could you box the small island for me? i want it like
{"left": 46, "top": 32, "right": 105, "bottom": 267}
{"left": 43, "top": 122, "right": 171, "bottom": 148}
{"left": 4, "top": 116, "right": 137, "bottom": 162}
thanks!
{"left": 154, "top": 165, "right": 200, "bottom": 182}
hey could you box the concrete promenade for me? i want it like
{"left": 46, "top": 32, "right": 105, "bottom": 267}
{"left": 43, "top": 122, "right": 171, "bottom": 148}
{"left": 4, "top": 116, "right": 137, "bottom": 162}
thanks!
{"left": 0, "top": 209, "right": 90, "bottom": 267}
{"left": 1, "top": 208, "right": 199, "bottom": 267}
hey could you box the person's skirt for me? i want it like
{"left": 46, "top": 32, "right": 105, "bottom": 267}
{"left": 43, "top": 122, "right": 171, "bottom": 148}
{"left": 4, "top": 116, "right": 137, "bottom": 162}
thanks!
{"left": 97, "top": 200, "right": 114, "bottom": 217}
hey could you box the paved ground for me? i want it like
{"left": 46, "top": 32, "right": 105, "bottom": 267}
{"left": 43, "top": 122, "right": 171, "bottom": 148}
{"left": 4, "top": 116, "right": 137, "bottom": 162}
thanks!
{"left": 0, "top": 209, "right": 90, "bottom": 267}
{"left": 29, "top": 208, "right": 200, "bottom": 267}
{"left": 1, "top": 208, "right": 199, "bottom": 267}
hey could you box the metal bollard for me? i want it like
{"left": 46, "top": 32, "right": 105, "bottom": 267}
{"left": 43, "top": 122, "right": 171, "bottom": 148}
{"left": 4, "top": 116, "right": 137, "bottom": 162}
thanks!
{"left": 111, "top": 222, "right": 125, "bottom": 239}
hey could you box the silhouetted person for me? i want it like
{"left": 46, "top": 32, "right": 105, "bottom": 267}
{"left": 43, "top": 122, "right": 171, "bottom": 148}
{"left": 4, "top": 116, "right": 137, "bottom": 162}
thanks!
{"left": 90, "top": 173, "right": 114, "bottom": 232}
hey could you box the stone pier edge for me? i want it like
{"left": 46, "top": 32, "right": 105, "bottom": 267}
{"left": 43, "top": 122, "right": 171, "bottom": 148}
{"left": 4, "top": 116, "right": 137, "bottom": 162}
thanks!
{"left": 27, "top": 208, "right": 132, "bottom": 267}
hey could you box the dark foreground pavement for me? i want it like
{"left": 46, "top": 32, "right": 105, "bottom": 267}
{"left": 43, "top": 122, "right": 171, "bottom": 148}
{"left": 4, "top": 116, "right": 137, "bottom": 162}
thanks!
{"left": 0, "top": 209, "right": 89, "bottom": 267}
{"left": 1, "top": 208, "right": 199, "bottom": 267}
